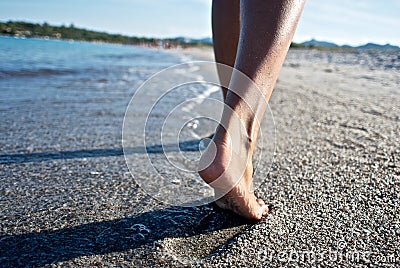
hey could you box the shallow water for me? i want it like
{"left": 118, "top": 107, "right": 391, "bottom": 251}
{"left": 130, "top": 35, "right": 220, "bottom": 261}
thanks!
{"left": 0, "top": 37, "right": 228, "bottom": 206}
{"left": 0, "top": 36, "right": 193, "bottom": 154}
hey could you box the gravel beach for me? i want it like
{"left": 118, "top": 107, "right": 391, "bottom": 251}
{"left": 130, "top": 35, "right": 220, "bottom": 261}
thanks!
{"left": 1, "top": 46, "right": 399, "bottom": 267}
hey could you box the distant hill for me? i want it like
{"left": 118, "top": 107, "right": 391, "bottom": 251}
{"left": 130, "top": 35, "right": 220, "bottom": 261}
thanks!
{"left": 198, "top": 37, "right": 213, "bottom": 44}
{"left": 356, "top": 43, "right": 399, "bottom": 50}
{"left": 299, "top": 39, "right": 399, "bottom": 50}
{"left": 301, "top": 39, "right": 339, "bottom": 48}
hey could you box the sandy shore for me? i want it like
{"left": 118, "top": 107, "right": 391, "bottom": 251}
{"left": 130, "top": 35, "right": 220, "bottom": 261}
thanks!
{"left": 1, "top": 47, "right": 399, "bottom": 267}
{"left": 178, "top": 47, "right": 216, "bottom": 61}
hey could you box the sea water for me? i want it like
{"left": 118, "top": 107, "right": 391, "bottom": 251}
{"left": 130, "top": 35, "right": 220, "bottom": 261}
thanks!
{"left": 0, "top": 37, "right": 227, "bottom": 205}
{"left": 0, "top": 36, "right": 218, "bottom": 155}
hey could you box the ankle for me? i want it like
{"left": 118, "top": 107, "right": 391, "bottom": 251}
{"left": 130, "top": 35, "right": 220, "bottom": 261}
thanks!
{"left": 214, "top": 122, "right": 255, "bottom": 157}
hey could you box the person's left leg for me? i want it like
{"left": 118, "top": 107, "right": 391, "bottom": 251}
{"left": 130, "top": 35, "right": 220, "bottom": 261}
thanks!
{"left": 211, "top": 0, "right": 240, "bottom": 100}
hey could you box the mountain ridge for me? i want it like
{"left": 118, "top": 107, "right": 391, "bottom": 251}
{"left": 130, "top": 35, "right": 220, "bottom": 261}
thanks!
{"left": 299, "top": 38, "right": 399, "bottom": 50}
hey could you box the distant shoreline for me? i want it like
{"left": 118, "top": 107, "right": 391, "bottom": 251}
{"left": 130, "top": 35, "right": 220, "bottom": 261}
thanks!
{"left": 2, "top": 20, "right": 399, "bottom": 51}
{"left": 0, "top": 21, "right": 211, "bottom": 49}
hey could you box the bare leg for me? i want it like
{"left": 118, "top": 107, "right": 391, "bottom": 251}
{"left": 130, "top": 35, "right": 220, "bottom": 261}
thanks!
{"left": 199, "top": 0, "right": 306, "bottom": 220}
{"left": 212, "top": 0, "right": 240, "bottom": 100}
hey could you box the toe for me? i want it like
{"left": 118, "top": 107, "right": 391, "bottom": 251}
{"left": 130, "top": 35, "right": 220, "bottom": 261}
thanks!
{"left": 252, "top": 204, "right": 269, "bottom": 220}
{"left": 256, "top": 198, "right": 265, "bottom": 206}
{"left": 247, "top": 199, "right": 269, "bottom": 220}
{"left": 260, "top": 204, "right": 269, "bottom": 216}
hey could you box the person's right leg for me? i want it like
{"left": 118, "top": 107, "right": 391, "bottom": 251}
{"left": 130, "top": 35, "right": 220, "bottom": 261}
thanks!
{"left": 212, "top": 0, "right": 240, "bottom": 100}
{"left": 199, "top": 0, "right": 306, "bottom": 220}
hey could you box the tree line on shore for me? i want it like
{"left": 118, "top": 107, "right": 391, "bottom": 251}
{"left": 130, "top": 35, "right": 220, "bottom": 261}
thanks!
{"left": 0, "top": 20, "right": 212, "bottom": 48}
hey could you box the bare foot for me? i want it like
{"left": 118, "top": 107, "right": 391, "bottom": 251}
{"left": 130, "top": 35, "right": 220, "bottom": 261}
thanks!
{"left": 198, "top": 135, "right": 269, "bottom": 220}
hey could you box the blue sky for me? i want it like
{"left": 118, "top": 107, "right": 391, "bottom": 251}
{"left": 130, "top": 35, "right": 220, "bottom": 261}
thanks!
{"left": 1, "top": 0, "right": 399, "bottom": 46}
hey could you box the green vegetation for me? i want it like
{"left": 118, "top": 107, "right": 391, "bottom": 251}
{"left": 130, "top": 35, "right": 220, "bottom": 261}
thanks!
{"left": 0, "top": 20, "right": 213, "bottom": 48}
{"left": 0, "top": 20, "right": 157, "bottom": 44}
{"left": 290, "top": 41, "right": 357, "bottom": 51}
{"left": 289, "top": 42, "right": 306, "bottom": 48}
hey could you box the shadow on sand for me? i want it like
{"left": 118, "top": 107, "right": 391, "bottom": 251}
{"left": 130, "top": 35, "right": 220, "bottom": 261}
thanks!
{"left": 0, "top": 138, "right": 205, "bottom": 164}
{"left": 0, "top": 205, "right": 250, "bottom": 266}
{"left": 0, "top": 135, "right": 246, "bottom": 266}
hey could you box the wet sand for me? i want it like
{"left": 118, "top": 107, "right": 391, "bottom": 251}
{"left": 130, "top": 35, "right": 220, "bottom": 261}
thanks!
{"left": 1, "top": 47, "right": 399, "bottom": 267}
